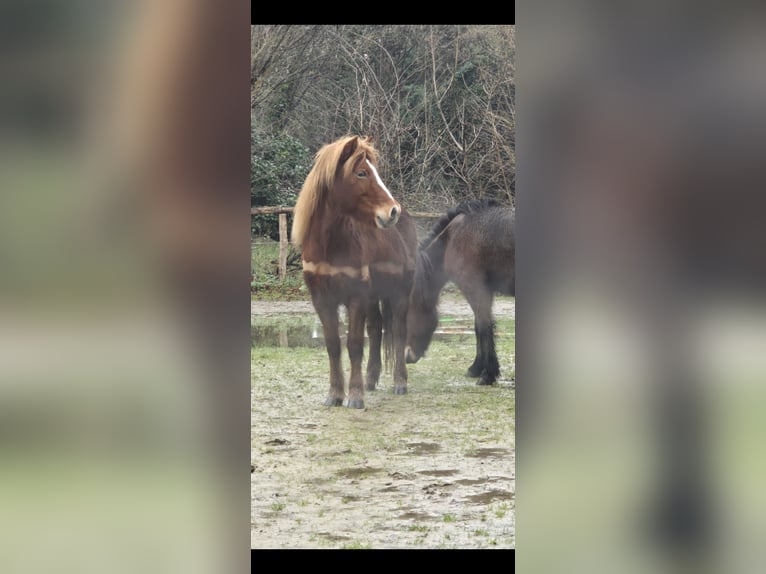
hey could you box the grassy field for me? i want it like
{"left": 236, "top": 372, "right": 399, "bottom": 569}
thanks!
{"left": 251, "top": 307, "right": 515, "bottom": 549}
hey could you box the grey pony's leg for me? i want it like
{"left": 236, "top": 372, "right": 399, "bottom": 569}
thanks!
{"left": 346, "top": 298, "right": 367, "bottom": 409}
{"left": 365, "top": 299, "right": 382, "bottom": 391}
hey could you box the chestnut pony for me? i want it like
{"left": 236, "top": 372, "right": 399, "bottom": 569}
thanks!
{"left": 405, "top": 199, "right": 515, "bottom": 385}
{"left": 292, "top": 136, "right": 417, "bottom": 408}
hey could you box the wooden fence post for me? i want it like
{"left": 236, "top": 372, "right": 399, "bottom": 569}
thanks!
{"left": 278, "top": 213, "right": 288, "bottom": 280}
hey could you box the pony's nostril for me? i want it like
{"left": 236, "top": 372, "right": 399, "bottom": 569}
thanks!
{"left": 390, "top": 206, "right": 400, "bottom": 222}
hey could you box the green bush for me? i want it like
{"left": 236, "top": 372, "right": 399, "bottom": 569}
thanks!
{"left": 251, "top": 128, "right": 312, "bottom": 239}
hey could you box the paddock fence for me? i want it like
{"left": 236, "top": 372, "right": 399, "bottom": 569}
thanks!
{"left": 251, "top": 206, "right": 443, "bottom": 280}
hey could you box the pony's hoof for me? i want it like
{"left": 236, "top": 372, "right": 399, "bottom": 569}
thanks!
{"left": 324, "top": 397, "right": 344, "bottom": 406}
{"left": 477, "top": 377, "right": 497, "bottom": 386}
{"left": 394, "top": 385, "right": 408, "bottom": 395}
{"left": 347, "top": 398, "right": 365, "bottom": 409}
{"left": 466, "top": 366, "right": 482, "bottom": 378}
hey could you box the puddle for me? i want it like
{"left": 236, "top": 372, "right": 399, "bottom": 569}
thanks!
{"left": 251, "top": 313, "right": 501, "bottom": 348}
{"left": 251, "top": 317, "right": 321, "bottom": 348}
{"left": 465, "top": 447, "right": 511, "bottom": 459}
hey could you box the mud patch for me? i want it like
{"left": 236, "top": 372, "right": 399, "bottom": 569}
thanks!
{"left": 398, "top": 510, "right": 439, "bottom": 521}
{"left": 454, "top": 476, "right": 509, "bottom": 486}
{"left": 405, "top": 442, "right": 442, "bottom": 455}
{"left": 417, "top": 469, "right": 459, "bottom": 477}
{"left": 465, "top": 447, "right": 512, "bottom": 459}
{"left": 336, "top": 466, "right": 384, "bottom": 479}
{"left": 264, "top": 438, "right": 290, "bottom": 446}
{"left": 465, "top": 489, "right": 514, "bottom": 504}
{"left": 388, "top": 471, "right": 417, "bottom": 480}
{"left": 317, "top": 532, "right": 352, "bottom": 542}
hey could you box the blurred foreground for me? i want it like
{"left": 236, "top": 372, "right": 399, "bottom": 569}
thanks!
{"left": 518, "top": 4, "right": 766, "bottom": 573}
{"left": 0, "top": 2, "right": 249, "bottom": 572}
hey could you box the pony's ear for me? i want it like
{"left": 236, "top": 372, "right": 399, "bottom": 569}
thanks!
{"left": 364, "top": 135, "right": 374, "bottom": 145}
{"left": 339, "top": 136, "right": 359, "bottom": 164}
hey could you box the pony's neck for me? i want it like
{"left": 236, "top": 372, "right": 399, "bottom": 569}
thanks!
{"left": 414, "top": 249, "right": 448, "bottom": 307}
{"left": 302, "top": 201, "right": 368, "bottom": 264}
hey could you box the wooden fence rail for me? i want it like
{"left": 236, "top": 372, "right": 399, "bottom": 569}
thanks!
{"left": 251, "top": 206, "right": 444, "bottom": 280}
{"left": 250, "top": 206, "right": 443, "bottom": 218}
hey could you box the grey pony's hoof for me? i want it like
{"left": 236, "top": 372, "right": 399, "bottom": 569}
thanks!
{"left": 347, "top": 398, "right": 365, "bottom": 409}
{"left": 324, "top": 397, "right": 344, "bottom": 406}
{"left": 394, "top": 385, "right": 408, "bottom": 395}
{"left": 477, "top": 375, "right": 497, "bottom": 386}
{"left": 466, "top": 365, "right": 483, "bottom": 378}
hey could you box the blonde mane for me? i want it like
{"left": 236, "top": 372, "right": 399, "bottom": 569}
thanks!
{"left": 291, "top": 135, "right": 378, "bottom": 248}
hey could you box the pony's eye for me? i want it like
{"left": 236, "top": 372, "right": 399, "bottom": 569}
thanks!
{"left": 356, "top": 170, "right": 367, "bottom": 178}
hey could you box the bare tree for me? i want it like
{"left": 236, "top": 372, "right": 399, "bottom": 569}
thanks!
{"left": 251, "top": 25, "right": 515, "bottom": 211}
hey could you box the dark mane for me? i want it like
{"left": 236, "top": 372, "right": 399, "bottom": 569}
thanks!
{"left": 419, "top": 198, "right": 506, "bottom": 251}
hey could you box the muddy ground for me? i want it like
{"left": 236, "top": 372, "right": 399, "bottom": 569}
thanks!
{"left": 251, "top": 293, "right": 515, "bottom": 549}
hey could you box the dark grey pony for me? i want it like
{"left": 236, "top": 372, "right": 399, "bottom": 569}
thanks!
{"left": 405, "top": 199, "right": 515, "bottom": 385}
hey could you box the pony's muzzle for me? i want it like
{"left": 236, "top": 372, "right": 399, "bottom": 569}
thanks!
{"left": 375, "top": 204, "right": 400, "bottom": 229}
{"left": 405, "top": 346, "right": 420, "bottom": 364}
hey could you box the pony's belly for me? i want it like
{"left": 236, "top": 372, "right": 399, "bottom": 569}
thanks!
{"left": 302, "top": 259, "right": 412, "bottom": 301}
{"left": 368, "top": 265, "right": 413, "bottom": 299}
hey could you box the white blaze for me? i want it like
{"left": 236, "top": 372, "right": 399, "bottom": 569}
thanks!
{"left": 366, "top": 159, "right": 395, "bottom": 201}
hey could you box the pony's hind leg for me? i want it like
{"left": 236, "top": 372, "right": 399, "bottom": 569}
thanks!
{"left": 365, "top": 300, "right": 382, "bottom": 391}
{"left": 346, "top": 298, "right": 367, "bottom": 409}
{"left": 391, "top": 296, "right": 409, "bottom": 395}
{"left": 315, "top": 302, "right": 345, "bottom": 406}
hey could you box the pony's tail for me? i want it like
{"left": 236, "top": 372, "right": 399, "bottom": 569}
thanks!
{"left": 381, "top": 299, "right": 394, "bottom": 374}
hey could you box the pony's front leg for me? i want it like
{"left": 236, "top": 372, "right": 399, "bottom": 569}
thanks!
{"left": 464, "top": 289, "right": 499, "bottom": 385}
{"left": 315, "top": 302, "right": 345, "bottom": 406}
{"left": 466, "top": 316, "right": 485, "bottom": 378}
{"left": 476, "top": 318, "right": 500, "bottom": 385}
{"left": 346, "top": 298, "right": 367, "bottom": 409}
